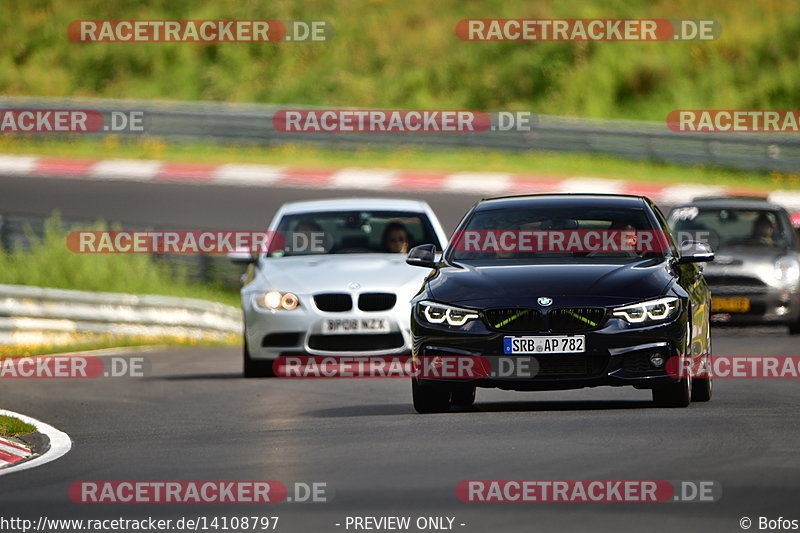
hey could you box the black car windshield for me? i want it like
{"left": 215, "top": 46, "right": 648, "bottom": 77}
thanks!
{"left": 669, "top": 207, "right": 794, "bottom": 250}
{"left": 271, "top": 210, "right": 440, "bottom": 256}
{"left": 448, "top": 206, "right": 663, "bottom": 264}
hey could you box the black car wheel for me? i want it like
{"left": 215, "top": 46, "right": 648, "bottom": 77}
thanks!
{"left": 243, "top": 337, "right": 275, "bottom": 378}
{"left": 653, "top": 370, "right": 691, "bottom": 407}
{"left": 691, "top": 372, "right": 713, "bottom": 402}
{"left": 692, "top": 344, "right": 713, "bottom": 402}
{"left": 654, "top": 321, "right": 696, "bottom": 407}
{"left": 451, "top": 387, "right": 476, "bottom": 407}
{"left": 412, "top": 379, "right": 452, "bottom": 413}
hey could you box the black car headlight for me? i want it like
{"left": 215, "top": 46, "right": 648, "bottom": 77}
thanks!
{"left": 612, "top": 297, "right": 680, "bottom": 325}
{"left": 418, "top": 300, "right": 479, "bottom": 327}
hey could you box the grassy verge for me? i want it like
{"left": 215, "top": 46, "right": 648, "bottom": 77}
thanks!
{"left": 0, "top": 334, "right": 238, "bottom": 359}
{"left": 1, "top": 1, "right": 798, "bottom": 121}
{"left": 1, "top": 136, "right": 799, "bottom": 190}
{"left": 0, "top": 214, "right": 241, "bottom": 354}
{"left": 0, "top": 213, "right": 242, "bottom": 308}
{"left": 0, "top": 415, "right": 36, "bottom": 438}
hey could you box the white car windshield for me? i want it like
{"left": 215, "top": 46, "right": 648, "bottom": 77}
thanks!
{"left": 670, "top": 207, "right": 794, "bottom": 250}
{"left": 270, "top": 210, "right": 440, "bottom": 256}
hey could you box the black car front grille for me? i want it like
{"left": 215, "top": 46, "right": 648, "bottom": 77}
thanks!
{"left": 358, "top": 293, "right": 397, "bottom": 312}
{"left": 704, "top": 275, "right": 766, "bottom": 287}
{"left": 622, "top": 353, "right": 655, "bottom": 373}
{"left": 484, "top": 307, "right": 606, "bottom": 333}
{"left": 548, "top": 307, "right": 607, "bottom": 332}
{"left": 314, "top": 293, "right": 352, "bottom": 312}
{"left": 307, "top": 333, "right": 405, "bottom": 351}
{"left": 535, "top": 356, "right": 590, "bottom": 376}
{"left": 484, "top": 308, "right": 543, "bottom": 332}
{"left": 261, "top": 332, "right": 301, "bottom": 348}
{"left": 704, "top": 275, "right": 767, "bottom": 293}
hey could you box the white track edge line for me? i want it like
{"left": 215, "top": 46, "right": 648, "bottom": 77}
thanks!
{"left": 0, "top": 409, "right": 71, "bottom": 476}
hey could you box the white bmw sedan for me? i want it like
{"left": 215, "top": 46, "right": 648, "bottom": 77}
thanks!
{"left": 232, "top": 198, "right": 448, "bottom": 377}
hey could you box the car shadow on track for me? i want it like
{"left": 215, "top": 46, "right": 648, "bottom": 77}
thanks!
{"left": 159, "top": 372, "right": 243, "bottom": 380}
{"left": 303, "top": 400, "right": 655, "bottom": 418}
{"left": 472, "top": 400, "right": 655, "bottom": 412}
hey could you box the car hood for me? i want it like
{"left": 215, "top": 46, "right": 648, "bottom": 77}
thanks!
{"left": 427, "top": 259, "right": 673, "bottom": 307}
{"left": 247, "top": 254, "right": 427, "bottom": 295}
{"left": 705, "top": 245, "right": 791, "bottom": 269}
{"left": 702, "top": 246, "right": 799, "bottom": 284}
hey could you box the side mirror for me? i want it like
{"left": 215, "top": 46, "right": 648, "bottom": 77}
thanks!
{"left": 406, "top": 244, "right": 437, "bottom": 268}
{"left": 228, "top": 248, "right": 258, "bottom": 265}
{"left": 677, "top": 241, "right": 714, "bottom": 264}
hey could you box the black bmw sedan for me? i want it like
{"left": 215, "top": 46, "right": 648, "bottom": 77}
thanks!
{"left": 406, "top": 194, "right": 714, "bottom": 413}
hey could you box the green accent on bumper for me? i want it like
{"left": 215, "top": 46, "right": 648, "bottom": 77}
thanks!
{"left": 493, "top": 309, "right": 530, "bottom": 328}
{"left": 564, "top": 309, "right": 598, "bottom": 327}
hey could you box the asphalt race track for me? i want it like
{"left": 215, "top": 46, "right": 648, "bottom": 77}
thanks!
{"left": 1, "top": 174, "right": 799, "bottom": 532}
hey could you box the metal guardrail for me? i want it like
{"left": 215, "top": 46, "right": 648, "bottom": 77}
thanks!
{"left": 0, "top": 212, "right": 245, "bottom": 346}
{"left": 0, "top": 284, "right": 241, "bottom": 346}
{"left": 0, "top": 213, "right": 245, "bottom": 288}
{"left": 1, "top": 97, "right": 798, "bottom": 173}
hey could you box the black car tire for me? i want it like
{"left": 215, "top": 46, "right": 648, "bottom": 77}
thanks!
{"left": 652, "top": 373, "right": 691, "bottom": 407}
{"left": 412, "top": 379, "right": 452, "bottom": 413}
{"left": 243, "top": 338, "right": 275, "bottom": 378}
{"left": 692, "top": 355, "right": 713, "bottom": 402}
{"left": 451, "top": 387, "right": 476, "bottom": 407}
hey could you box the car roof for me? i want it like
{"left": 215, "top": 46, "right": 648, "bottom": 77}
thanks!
{"left": 674, "top": 197, "right": 786, "bottom": 211}
{"left": 279, "top": 197, "right": 432, "bottom": 214}
{"left": 475, "top": 193, "right": 648, "bottom": 210}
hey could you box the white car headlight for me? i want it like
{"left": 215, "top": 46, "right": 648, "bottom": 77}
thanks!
{"left": 612, "top": 297, "right": 680, "bottom": 325}
{"left": 774, "top": 256, "right": 800, "bottom": 285}
{"left": 418, "top": 301, "right": 479, "bottom": 327}
{"left": 255, "top": 291, "right": 299, "bottom": 310}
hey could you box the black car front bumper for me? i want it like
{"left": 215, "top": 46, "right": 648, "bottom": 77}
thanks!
{"left": 411, "top": 312, "right": 691, "bottom": 392}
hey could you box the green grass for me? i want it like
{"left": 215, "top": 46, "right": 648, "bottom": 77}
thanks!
{"left": 0, "top": 213, "right": 242, "bottom": 308}
{"left": 2, "top": 136, "right": 799, "bottom": 190}
{"left": 0, "top": 415, "right": 36, "bottom": 437}
{"left": 0, "top": 334, "right": 237, "bottom": 359}
{"left": 1, "top": 0, "right": 799, "bottom": 120}
{"left": 0, "top": 214, "right": 241, "bottom": 354}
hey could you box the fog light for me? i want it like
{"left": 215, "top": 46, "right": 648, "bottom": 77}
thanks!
{"left": 650, "top": 353, "right": 665, "bottom": 368}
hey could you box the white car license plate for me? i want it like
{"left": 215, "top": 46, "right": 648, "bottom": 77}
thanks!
{"left": 321, "top": 318, "right": 391, "bottom": 335}
{"left": 503, "top": 335, "right": 585, "bottom": 354}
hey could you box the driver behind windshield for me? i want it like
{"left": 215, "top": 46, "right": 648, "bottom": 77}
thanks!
{"left": 751, "top": 213, "right": 776, "bottom": 245}
{"left": 382, "top": 222, "right": 411, "bottom": 253}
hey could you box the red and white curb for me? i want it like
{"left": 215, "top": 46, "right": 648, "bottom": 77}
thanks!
{"left": 0, "top": 436, "right": 32, "bottom": 466}
{"left": 0, "top": 409, "right": 72, "bottom": 476}
{"left": 1, "top": 154, "right": 798, "bottom": 210}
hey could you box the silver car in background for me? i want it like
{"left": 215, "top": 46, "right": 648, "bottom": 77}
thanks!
{"left": 668, "top": 197, "right": 800, "bottom": 333}
{"left": 231, "top": 198, "right": 448, "bottom": 376}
